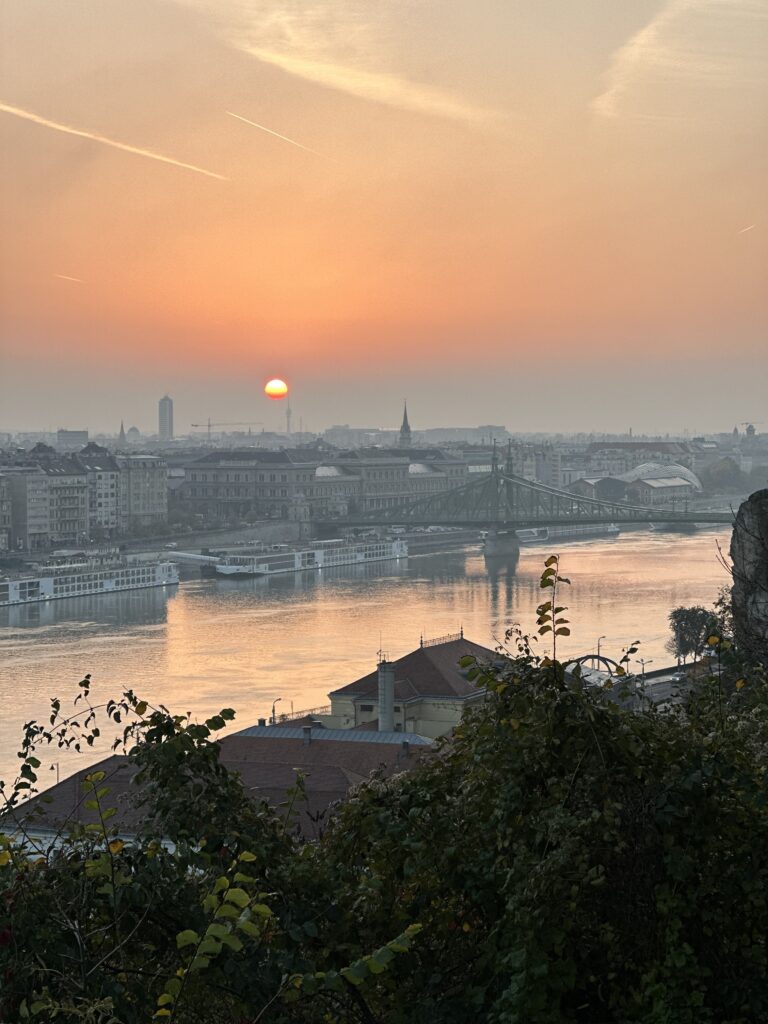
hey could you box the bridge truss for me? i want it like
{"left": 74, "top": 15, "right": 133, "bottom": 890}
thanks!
{"left": 331, "top": 467, "right": 734, "bottom": 530}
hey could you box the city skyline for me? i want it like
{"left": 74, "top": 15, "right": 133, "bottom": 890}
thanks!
{"left": 1, "top": 1, "right": 766, "bottom": 431}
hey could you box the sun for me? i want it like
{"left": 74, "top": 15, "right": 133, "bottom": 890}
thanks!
{"left": 264, "top": 378, "right": 289, "bottom": 400}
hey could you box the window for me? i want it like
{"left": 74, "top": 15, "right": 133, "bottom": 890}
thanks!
{"left": 360, "top": 704, "right": 374, "bottom": 713}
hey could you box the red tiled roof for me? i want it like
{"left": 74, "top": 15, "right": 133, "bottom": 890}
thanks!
{"left": 330, "top": 637, "right": 498, "bottom": 702}
{"left": 10, "top": 733, "right": 427, "bottom": 840}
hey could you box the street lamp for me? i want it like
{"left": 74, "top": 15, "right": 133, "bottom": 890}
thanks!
{"left": 270, "top": 697, "right": 282, "bottom": 725}
{"left": 637, "top": 659, "right": 653, "bottom": 708}
{"left": 596, "top": 635, "right": 607, "bottom": 664}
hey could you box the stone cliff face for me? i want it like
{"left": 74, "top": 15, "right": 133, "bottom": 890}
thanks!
{"left": 731, "top": 489, "right": 768, "bottom": 660}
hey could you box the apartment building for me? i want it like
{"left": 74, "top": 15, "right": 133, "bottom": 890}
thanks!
{"left": 77, "top": 443, "right": 122, "bottom": 535}
{"left": 0, "top": 475, "right": 12, "bottom": 551}
{"left": 117, "top": 455, "right": 168, "bottom": 530}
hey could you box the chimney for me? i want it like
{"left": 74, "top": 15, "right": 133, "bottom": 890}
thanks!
{"left": 258, "top": 717, "right": 266, "bottom": 727}
{"left": 302, "top": 725, "right": 312, "bottom": 745}
{"left": 378, "top": 660, "right": 395, "bottom": 732}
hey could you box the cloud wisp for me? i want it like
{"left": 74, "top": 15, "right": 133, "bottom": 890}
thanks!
{"left": 592, "top": 0, "right": 768, "bottom": 120}
{"left": 54, "top": 274, "right": 83, "bottom": 283}
{"left": 0, "top": 101, "right": 228, "bottom": 180}
{"left": 738, "top": 224, "right": 756, "bottom": 233}
{"left": 176, "top": 1, "right": 495, "bottom": 126}
{"left": 226, "top": 110, "right": 326, "bottom": 157}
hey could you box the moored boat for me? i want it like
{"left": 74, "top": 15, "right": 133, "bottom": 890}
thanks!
{"left": 214, "top": 538, "right": 408, "bottom": 577}
{"left": 0, "top": 551, "right": 179, "bottom": 607}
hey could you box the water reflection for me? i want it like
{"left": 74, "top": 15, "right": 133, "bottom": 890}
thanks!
{"left": 0, "top": 583, "right": 177, "bottom": 631}
{"left": 482, "top": 547, "right": 521, "bottom": 629}
{"left": 0, "top": 532, "right": 732, "bottom": 784}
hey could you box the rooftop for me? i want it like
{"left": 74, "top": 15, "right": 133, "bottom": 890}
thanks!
{"left": 330, "top": 635, "right": 500, "bottom": 703}
{"left": 10, "top": 730, "right": 433, "bottom": 840}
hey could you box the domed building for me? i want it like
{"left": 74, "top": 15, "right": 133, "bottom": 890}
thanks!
{"left": 618, "top": 462, "right": 702, "bottom": 506}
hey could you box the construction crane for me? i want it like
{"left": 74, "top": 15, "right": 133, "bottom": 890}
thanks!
{"left": 191, "top": 419, "right": 263, "bottom": 442}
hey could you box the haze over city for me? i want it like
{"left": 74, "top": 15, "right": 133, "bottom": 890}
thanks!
{"left": 1, "top": 0, "right": 766, "bottom": 432}
{"left": 3, "top": 4, "right": 768, "bottom": 1020}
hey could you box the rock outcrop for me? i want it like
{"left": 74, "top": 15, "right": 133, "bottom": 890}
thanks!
{"left": 731, "top": 489, "right": 768, "bottom": 660}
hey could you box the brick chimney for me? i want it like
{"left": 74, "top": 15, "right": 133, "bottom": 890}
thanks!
{"left": 378, "top": 660, "right": 395, "bottom": 732}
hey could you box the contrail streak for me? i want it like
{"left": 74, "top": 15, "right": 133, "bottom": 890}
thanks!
{"left": 226, "top": 110, "right": 326, "bottom": 158}
{"left": 0, "top": 101, "right": 228, "bottom": 180}
{"left": 738, "top": 224, "right": 756, "bottom": 233}
{"left": 54, "top": 274, "right": 83, "bottom": 283}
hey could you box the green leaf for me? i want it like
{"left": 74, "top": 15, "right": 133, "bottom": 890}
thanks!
{"left": 238, "top": 850, "right": 257, "bottom": 862}
{"left": 176, "top": 929, "right": 200, "bottom": 949}
{"left": 544, "top": 555, "right": 558, "bottom": 567}
{"left": 198, "top": 937, "right": 222, "bottom": 957}
{"left": 205, "top": 923, "right": 230, "bottom": 939}
{"left": 156, "top": 994, "right": 174, "bottom": 1007}
{"left": 341, "top": 962, "right": 368, "bottom": 986}
{"left": 213, "top": 875, "right": 230, "bottom": 893}
{"left": 189, "top": 955, "right": 210, "bottom": 973}
{"left": 221, "top": 932, "right": 243, "bottom": 952}
{"left": 236, "top": 918, "right": 261, "bottom": 937}
{"left": 134, "top": 701, "right": 148, "bottom": 716}
{"left": 224, "top": 888, "right": 250, "bottom": 908}
{"left": 215, "top": 904, "right": 240, "bottom": 919}
{"left": 164, "top": 978, "right": 182, "bottom": 998}
{"left": 250, "top": 903, "right": 272, "bottom": 917}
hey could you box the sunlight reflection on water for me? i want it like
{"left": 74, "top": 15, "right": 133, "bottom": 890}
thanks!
{"left": 0, "top": 531, "right": 731, "bottom": 782}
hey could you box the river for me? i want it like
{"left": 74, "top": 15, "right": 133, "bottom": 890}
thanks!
{"left": 0, "top": 529, "right": 732, "bottom": 786}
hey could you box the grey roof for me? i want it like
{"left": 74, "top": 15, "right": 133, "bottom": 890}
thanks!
{"left": 618, "top": 462, "right": 702, "bottom": 489}
{"left": 233, "top": 725, "right": 434, "bottom": 745}
{"left": 632, "top": 476, "right": 696, "bottom": 489}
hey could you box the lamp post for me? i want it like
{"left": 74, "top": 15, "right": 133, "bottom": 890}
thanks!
{"left": 271, "top": 697, "right": 282, "bottom": 725}
{"left": 637, "top": 659, "right": 653, "bottom": 708}
{"left": 596, "top": 635, "right": 607, "bottom": 665}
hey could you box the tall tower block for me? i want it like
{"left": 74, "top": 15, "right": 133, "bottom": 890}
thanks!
{"left": 158, "top": 395, "right": 174, "bottom": 442}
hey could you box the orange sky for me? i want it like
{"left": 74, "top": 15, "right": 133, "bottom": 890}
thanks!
{"left": 0, "top": 0, "right": 766, "bottom": 433}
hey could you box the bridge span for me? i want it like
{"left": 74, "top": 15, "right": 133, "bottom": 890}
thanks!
{"left": 320, "top": 466, "right": 734, "bottom": 532}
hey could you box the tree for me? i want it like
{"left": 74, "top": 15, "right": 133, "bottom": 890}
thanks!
{"left": 665, "top": 604, "right": 718, "bottom": 665}
{"left": 3, "top": 562, "right": 768, "bottom": 1022}
{"left": 699, "top": 456, "right": 748, "bottom": 494}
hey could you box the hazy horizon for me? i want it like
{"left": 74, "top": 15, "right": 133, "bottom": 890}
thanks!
{"left": 1, "top": 0, "right": 766, "bottom": 433}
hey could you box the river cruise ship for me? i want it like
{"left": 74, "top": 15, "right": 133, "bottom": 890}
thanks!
{"left": 0, "top": 551, "right": 179, "bottom": 607}
{"left": 214, "top": 538, "right": 408, "bottom": 578}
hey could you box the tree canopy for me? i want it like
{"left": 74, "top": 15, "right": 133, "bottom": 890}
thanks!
{"left": 2, "top": 560, "right": 768, "bottom": 1023}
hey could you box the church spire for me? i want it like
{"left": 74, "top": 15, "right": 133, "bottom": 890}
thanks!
{"left": 118, "top": 420, "right": 126, "bottom": 447}
{"left": 398, "top": 401, "right": 412, "bottom": 448}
